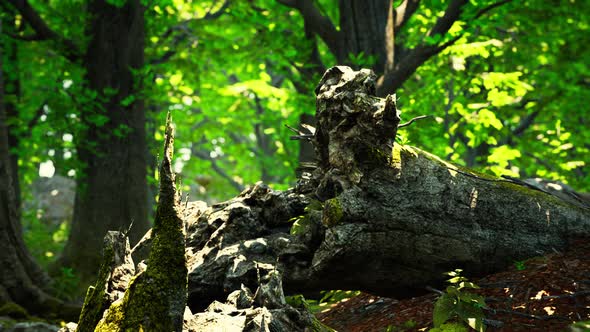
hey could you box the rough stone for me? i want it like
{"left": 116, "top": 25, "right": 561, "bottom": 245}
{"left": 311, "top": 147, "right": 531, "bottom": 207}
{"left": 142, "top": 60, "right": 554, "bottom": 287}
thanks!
{"left": 6, "top": 322, "right": 59, "bottom": 332}
{"left": 28, "top": 175, "right": 75, "bottom": 229}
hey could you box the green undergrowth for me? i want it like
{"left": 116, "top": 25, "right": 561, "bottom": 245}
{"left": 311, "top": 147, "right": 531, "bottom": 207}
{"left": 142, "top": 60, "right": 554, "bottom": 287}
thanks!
{"left": 21, "top": 211, "right": 80, "bottom": 301}
{"left": 21, "top": 211, "right": 69, "bottom": 268}
{"left": 298, "top": 290, "right": 361, "bottom": 314}
{"left": 431, "top": 270, "right": 485, "bottom": 332}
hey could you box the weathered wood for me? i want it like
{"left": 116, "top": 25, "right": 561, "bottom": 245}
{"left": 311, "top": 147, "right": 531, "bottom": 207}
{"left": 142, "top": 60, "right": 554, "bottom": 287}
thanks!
{"left": 185, "top": 66, "right": 590, "bottom": 310}
{"left": 71, "top": 67, "right": 590, "bottom": 331}
{"left": 76, "top": 231, "right": 134, "bottom": 331}
{"left": 90, "top": 113, "right": 187, "bottom": 332}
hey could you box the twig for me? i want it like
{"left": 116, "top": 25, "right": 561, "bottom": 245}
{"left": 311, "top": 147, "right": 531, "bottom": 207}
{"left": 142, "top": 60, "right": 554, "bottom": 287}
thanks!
{"left": 285, "top": 124, "right": 314, "bottom": 140}
{"left": 425, "top": 286, "right": 444, "bottom": 295}
{"left": 540, "top": 290, "right": 590, "bottom": 300}
{"left": 398, "top": 115, "right": 431, "bottom": 128}
{"left": 484, "top": 307, "right": 570, "bottom": 321}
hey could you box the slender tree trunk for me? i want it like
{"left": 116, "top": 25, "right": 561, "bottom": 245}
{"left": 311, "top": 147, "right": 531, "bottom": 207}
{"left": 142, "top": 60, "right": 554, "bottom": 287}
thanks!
{"left": 0, "top": 17, "right": 79, "bottom": 320}
{"left": 60, "top": 0, "right": 150, "bottom": 287}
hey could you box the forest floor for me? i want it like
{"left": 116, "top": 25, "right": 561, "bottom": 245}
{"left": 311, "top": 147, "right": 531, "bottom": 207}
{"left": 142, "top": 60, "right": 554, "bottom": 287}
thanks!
{"left": 317, "top": 238, "right": 590, "bottom": 332}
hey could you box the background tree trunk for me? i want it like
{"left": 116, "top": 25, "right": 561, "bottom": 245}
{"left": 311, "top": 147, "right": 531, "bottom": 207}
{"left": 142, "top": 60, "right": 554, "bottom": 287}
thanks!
{"left": 59, "top": 0, "right": 150, "bottom": 287}
{"left": 1, "top": 12, "right": 22, "bottom": 219}
{"left": 338, "top": 0, "right": 394, "bottom": 73}
{"left": 0, "top": 18, "right": 79, "bottom": 320}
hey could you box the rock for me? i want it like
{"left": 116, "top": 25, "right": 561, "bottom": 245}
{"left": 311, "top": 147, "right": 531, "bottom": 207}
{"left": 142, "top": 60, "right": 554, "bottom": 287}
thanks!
{"left": 184, "top": 271, "right": 333, "bottom": 332}
{"left": 28, "top": 175, "right": 75, "bottom": 229}
{"left": 6, "top": 322, "right": 59, "bottom": 332}
{"left": 56, "top": 322, "right": 77, "bottom": 332}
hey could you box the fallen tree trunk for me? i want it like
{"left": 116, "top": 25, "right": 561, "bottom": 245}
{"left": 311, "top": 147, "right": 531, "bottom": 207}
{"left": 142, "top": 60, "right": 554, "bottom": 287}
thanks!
{"left": 71, "top": 67, "right": 590, "bottom": 331}
{"left": 185, "top": 66, "right": 590, "bottom": 310}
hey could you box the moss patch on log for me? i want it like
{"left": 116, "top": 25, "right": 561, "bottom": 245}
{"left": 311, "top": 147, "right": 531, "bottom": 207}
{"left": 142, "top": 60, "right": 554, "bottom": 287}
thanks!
{"left": 322, "top": 198, "right": 344, "bottom": 227}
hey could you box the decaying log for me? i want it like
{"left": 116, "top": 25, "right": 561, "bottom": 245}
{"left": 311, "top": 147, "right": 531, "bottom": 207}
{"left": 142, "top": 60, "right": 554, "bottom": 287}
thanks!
{"left": 71, "top": 67, "right": 590, "bottom": 331}
{"left": 185, "top": 66, "right": 590, "bottom": 308}
{"left": 71, "top": 114, "right": 332, "bottom": 331}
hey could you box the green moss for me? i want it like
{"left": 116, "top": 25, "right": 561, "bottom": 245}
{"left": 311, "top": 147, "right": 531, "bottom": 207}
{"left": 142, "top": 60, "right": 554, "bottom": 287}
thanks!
{"left": 0, "top": 317, "right": 17, "bottom": 329}
{"left": 77, "top": 233, "right": 128, "bottom": 331}
{"left": 368, "top": 146, "right": 390, "bottom": 165}
{"left": 285, "top": 294, "right": 308, "bottom": 309}
{"left": 322, "top": 198, "right": 344, "bottom": 227}
{"left": 92, "top": 114, "right": 187, "bottom": 331}
{"left": 0, "top": 302, "right": 29, "bottom": 319}
{"left": 390, "top": 144, "right": 418, "bottom": 169}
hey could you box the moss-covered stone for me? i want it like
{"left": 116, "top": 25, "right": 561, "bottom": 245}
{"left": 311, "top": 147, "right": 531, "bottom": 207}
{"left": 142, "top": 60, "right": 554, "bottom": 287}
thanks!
{"left": 322, "top": 198, "right": 344, "bottom": 227}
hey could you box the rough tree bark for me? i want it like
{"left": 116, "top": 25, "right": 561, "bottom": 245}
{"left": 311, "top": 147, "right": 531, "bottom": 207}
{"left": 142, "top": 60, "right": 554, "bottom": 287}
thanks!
{"left": 71, "top": 67, "right": 590, "bottom": 331}
{"left": 0, "top": 18, "right": 79, "bottom": 321}
{"left": 59, "top": 0, "right": 150, "bottom": 287}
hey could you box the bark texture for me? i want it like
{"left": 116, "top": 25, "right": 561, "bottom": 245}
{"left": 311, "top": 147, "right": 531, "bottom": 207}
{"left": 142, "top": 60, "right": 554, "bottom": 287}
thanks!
{"left": 71, "top": 116, "right": 331, "bottom": 332}
{"left": 338, "top": 0, "right": 393, "bottom": 73}
{"left": 60, "top": 0, "right": 150, "bottom": 287}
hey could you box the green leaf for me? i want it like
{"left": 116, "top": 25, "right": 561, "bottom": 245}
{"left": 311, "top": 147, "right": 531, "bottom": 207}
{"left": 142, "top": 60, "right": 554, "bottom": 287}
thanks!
{"left": 455, "top": 302, "right": 485, "bottom": 332}
{"left": 289, "top": 216, "right": 306, "bottom": 235}
{"left": 433, "top": 295, "right": 456, "bottom": 327}
{"left": 120, "top": 95, "right": 135, "bottom": 106}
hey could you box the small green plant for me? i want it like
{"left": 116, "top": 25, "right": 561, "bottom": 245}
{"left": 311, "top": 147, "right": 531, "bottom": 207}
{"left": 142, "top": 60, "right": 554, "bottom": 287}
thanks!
{"left": 395, "top": 132, "right": 411, "bottom": 145}
{"left": 22, "top": 210, "right": 70, "bottom": 268}
{"left": 514, "top": 260, "right": 526, "bottom": 271}
{"left": 570, "top": 320, "right": 590, "bottom": 332}
{"left": 429, "top": 322, "right": 469, "bottom": 332}
{"left": 431, "top": 269, "right": 486, "bottom": 332}
{"left": 300, "top": 290, "right": 361, "bottom": 314}
{"left": 51, "top": 267, "right": 80, "bottom": 301}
